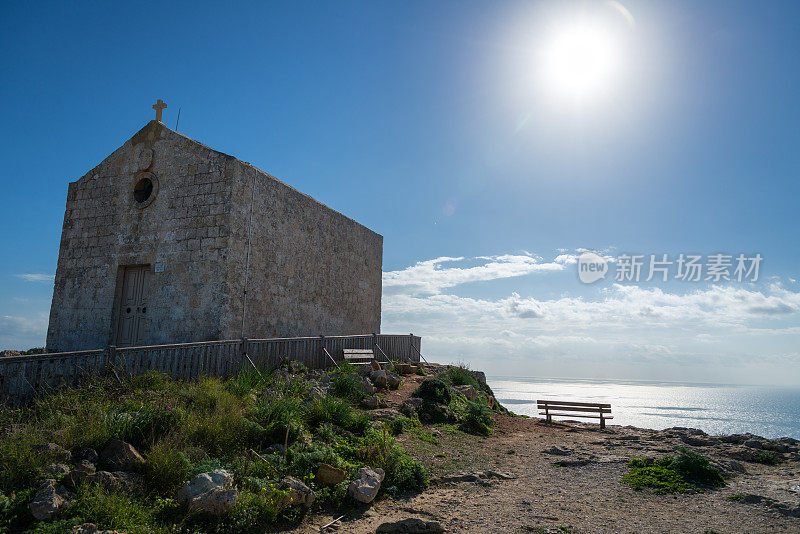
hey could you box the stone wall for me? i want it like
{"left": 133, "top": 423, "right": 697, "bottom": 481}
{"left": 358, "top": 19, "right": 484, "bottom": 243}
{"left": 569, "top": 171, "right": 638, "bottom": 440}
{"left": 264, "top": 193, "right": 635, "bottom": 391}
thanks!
{"left": 47, "top": 120, "right": 382, "bottom": 351}
{"left": 223, "top": 159, "right": 383, "bottom": 339}
{"left": 47, "top": 121, "right": 236, "bottom": 351}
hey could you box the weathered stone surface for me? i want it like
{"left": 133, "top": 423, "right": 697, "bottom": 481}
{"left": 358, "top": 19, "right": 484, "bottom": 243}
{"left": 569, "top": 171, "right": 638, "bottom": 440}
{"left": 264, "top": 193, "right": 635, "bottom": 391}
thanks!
{"left": 361, "top": 396, "right": 382, "bottom": 409}
{"left": 74, "top": 460, "right": 96, "bottom": 475}
{"left": 33, "top": 443, "right": 71, "bottom": 463}
{"left": 362, "top": 377, "right": 377, "bottom": 395}
{"left": 386, "top": 373, "right": 402, "bottom": 390}
{"left": 348, "top": 467, "right": 385, "bottom": 503}
{"left": 43, "top": 463, "right": 71, "bottom": 477}
{"left": 280, "top": 476, "right": 315, "bottom": 507}
{"left": 541, "top": 446, "right": 573, "bottom": 456}
{"left": 370, "top": 370, "right": 388, "bottom": 389}
{"left": 400, "top": 397, "right": 423, "bottom": 417}
{"left": 370, "top": 360, "right": 382, "bottom": 371}
{"left": 75, "top": 447, "right": 98, "bottom": 464}
{"left": 99, "top": 440, "right": 144, "bottom": 471}
{"left": 93, "top": 471, "right": 144, "bottom": 494}
{"left": 454, "top": 385, "right": 478, "bottom": 401}
{"left": 376, "top": 518, "right": 446, "bottom": 533}
{"left": 46, "top": 120, "right": 382, "bottom": 352}
{"left": 316, "top": 463, "right": 347, "bottom": 486}
{"left": 72, "top": 523, "right": 123, "bottom": 534}
{"left": 178, "top": 470, "right": 237, "bottom": 515}
{"left": 30, "top": 479, "right": 73, "bottom": 520}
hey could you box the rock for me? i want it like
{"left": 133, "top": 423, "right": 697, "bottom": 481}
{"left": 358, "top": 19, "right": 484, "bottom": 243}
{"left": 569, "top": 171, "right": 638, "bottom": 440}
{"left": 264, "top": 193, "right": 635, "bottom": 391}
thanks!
{"left": 454, "top": 385, "right": 478, "bottom": 401}
{"left": 93, "top": 471, "right": 144, "bottom": 494}
{"left": 726, "top": 447, "right": 766, "bottom": 463}
{"left": 178, "top": 470, "right": 237, "bottom": 515}
{"left": 387, "top": 373, "right": 402, "bottom": 390}
{"left": 361, "top": 396, "right": 382, "bottom": 409}
{"left": 471, "top": 370, "right": 487, "bottom": 386}
{"left": 744, "top": 439, "right": 763, "bottom": 449}
{"left": 317, "top": 463, "right": 347, "bottom": 487}
{"left": 99, "top": 439, "right": 144, "bottom": 471}
{"left": 680, "top": 435, "right": 716, "bottom": 446}
{"left": 29, "top": 479, "right": 73, "bottom": 520}
{"left": 280, "top": 476, "right": 316, "bottom": 507}
{"left": 74, "top": 460, "right": 96, "bottom": 475}
{"left": 32, "top": 443, "right": 71, "bottom": 463}
{"left": 362, "top": 377, "right": 378, "bottom": 395}
{"left": 376, "top": 518, "right": 446, "bottom": 533}
{"left": 541, "top": 446, "right": 573, "bottom": 456}
{"left": 75, "top": 447, "right": 99, "bottom": 464}
{"left": 348, "top": 466, "right": 385, "bottom": 504}
{"left": 419, "top": 403, "right": 454, "bottom": 424}
{"left": 43, "top": 463, "right": 71, "bottom": 477}
{"left": 400, "top": 397, "right": 423, "bottom": 416}
{"left": 370, "top": 360, "right": 382, "bottom": 371}
{"left": 72, "top": 523, "right": 123, "bottom": 534}
{"left": 370, "top": 370, "right": 388, "bottom": 389}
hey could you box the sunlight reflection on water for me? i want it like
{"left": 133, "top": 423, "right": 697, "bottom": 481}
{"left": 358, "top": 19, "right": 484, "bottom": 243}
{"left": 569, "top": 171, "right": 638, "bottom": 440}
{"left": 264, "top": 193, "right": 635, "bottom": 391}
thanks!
{"left": 488, "top": 377, "right": 800, "bottom": 439}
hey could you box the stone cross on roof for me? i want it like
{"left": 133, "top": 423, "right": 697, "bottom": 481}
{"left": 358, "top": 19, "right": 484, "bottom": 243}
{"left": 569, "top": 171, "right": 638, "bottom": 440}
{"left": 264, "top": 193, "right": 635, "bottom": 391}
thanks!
{"left": 152, "top": 99, "right": 167, "bottom": 122}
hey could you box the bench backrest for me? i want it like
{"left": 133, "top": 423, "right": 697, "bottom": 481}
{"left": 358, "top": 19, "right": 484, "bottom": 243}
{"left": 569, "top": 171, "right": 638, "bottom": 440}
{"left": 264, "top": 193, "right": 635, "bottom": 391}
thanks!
{"left": 343, "top": 348, "right": 374, "bottom": 361}
{"left": 537, "top": 399, "right": 612, "bottom": 414}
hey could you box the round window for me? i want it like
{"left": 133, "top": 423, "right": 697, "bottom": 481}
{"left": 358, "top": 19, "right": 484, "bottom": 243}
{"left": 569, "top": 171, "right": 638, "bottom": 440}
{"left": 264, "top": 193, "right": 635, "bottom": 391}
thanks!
{"left": 131, "top": 172, "right": 158, "bottom": 208}
{"left": 133, "top": 177, "right": 153, "bottom": 203}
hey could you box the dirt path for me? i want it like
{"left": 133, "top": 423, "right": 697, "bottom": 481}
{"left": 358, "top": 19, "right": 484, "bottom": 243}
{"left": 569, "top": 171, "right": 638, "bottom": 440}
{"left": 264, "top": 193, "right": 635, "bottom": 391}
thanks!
{"left": 296, "top": 412, "right": 800, "bottom": 533}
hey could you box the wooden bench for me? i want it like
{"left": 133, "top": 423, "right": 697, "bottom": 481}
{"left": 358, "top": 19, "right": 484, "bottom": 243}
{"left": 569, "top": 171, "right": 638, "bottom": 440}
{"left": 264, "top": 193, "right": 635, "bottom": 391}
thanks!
{"left": 343, "top": 348, "right": 374, "bottom": 364}
{"left": 538, "top": 399, "right": 613, "bottom": 429}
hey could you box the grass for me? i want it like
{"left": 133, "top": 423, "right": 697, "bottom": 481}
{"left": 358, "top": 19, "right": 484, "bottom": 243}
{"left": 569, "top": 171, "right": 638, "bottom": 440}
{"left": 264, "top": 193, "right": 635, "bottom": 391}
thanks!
{"left": 458, "top": 401, "right": 494, "bottom": 436}
{"left": 437, "top": 363, "right": 479, "bottom": 388}
{"left": 0, "top": 366, "right": 429, "bottom": 534}
{"left": 622, "top": 448, "right": 725, "bottom": 494}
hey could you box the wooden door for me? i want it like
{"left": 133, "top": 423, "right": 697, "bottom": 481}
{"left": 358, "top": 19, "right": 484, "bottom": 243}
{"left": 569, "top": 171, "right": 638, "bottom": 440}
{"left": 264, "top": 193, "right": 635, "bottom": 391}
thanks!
{"left": 114, "top": 265, "right": 151, "bottom": 347}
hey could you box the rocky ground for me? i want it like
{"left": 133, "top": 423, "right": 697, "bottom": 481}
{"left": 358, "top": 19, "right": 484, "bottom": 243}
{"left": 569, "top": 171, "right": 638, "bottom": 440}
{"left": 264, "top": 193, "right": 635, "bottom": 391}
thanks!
{"left": 293, "top": 366, "right": 800, "bottom": 534}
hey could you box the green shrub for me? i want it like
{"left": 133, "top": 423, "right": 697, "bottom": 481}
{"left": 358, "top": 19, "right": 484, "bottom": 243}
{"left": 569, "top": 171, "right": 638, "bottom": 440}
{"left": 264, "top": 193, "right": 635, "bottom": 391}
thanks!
{"left": 458, "top": 400, "right": 494, "bottom": 436}
{"left": 622, "top": 448, "right": 725, "bottom": 494}
{"left": 386, "top": 415, "right": 418, "bottom": 436}
{"left": 439, "top": 365, "right": 478, "bottom": 388}
{"left": 756, "top": 450, "right": 781, "bottom": 465}
{"left": 226, "top": 369, "right": 267, "bottom": 397}
{"left": 331, "top": 372, "right": 367, "bottom": 402}
{"left": 144, "top": 438, "right": 194, "bottom": 494}
{"left": 71, "top": 484, "right": 153, "bottom": 532}
{"left": 304, "top": 396, "right": 368, "bottom": 433}
{"left": 412, "top": 378, "right": 451, "bottom": 405}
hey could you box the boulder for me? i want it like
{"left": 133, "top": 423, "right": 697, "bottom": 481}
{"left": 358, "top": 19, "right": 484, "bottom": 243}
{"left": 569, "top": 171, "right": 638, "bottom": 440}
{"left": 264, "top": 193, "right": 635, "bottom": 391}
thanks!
{"left": 99, "top": 440, "right": 144, "bottom": 471}
{"left": 72, "top": 523, "right": 123, "bottom": 534}
{"left": 280, "top": 476, "right": 316, "bottom": 507}
{"left": 361, "top": 396, "right": 382, "bottom": 409}
{"left": 43, "top": 463, "right": 71, "bottom": 477}
{"left": 348, "top": 466, "right": 385, "bottom": 504}
{"left": 541, "top": 446, "right": 573, "bottom": 456}
{"left": 93, "top": 471, "right": 144, "bottom": 494}
{"left": 419, "top": 403, "right": 454, "bottom": 424}
{"left": 32, "top": 443, "right": 71, "bottom": 463}
{"left": 362, "top": 377, "right": 378, "bottom": 395}
{"left": 178, "top": 469, "right": 237, "bottom": 515}
{"left": 376, "top": 518, "right": 446, "bottom": 533}
{"left": 387, "top": 373, "right": 402, "bottom": 390}
{"left": 370, "top": 370, "right": 388, "bottom": 389}
{"left": 454, "top": 385, "right": 478, "bottom": 401}
{"left": 316, "top": 463, "right": 347, "bottom": 487}
{"left": 370, "top": 360, "right": 382, "bottom": 371}
{"left": 400, "top": 397, "right": 423, "bottom": 417}
{"left": 29, "top": 479, "right": 73, "bottom": 520}
{"left": 74, "top": 447, "right": 98, "bottom": 464}
{"left": 74, "top": 460, "right": 96, "bottom": 475}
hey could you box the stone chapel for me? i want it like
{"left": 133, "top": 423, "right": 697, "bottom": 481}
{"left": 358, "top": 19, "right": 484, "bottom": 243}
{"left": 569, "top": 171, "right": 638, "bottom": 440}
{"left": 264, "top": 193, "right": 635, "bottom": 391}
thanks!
{"left": 46, "top": 116, "right": 382, "bottom": 352}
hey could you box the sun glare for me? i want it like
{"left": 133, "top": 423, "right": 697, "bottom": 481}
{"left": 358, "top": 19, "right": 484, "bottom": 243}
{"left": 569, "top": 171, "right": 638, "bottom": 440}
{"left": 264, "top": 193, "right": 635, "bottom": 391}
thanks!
{"left": 540, "top": 21, "right": 624, "bottom": 101}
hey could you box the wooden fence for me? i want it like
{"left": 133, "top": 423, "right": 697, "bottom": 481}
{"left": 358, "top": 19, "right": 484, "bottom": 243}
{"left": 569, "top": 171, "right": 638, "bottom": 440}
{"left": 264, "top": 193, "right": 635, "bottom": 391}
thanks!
{"left": 0, "top": 333, "right": 421, "bottom": 404}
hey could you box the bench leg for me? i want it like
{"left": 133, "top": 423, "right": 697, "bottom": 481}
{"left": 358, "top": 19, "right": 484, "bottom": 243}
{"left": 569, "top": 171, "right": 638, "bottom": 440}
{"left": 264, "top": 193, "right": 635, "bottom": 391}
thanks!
{"left": 600, "top": 415, "right": 605, "bottom": 429}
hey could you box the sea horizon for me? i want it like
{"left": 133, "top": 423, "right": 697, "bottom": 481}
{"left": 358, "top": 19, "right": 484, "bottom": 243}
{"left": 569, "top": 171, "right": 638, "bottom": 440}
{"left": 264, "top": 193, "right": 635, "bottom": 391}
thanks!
{"left": 488, "top": 375, "right": 800, "bottom": 440}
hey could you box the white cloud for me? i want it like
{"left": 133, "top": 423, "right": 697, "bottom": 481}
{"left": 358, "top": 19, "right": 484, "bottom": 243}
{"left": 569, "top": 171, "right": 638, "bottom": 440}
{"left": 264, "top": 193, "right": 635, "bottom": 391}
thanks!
{"left": 381, "top": 252, "right": 800, "bottom": 384}
{"left": 14, "top": 273, "right": 55, "bottom": 283}
{"left": 383, "top": 253, "right": 566, "bottom": 295}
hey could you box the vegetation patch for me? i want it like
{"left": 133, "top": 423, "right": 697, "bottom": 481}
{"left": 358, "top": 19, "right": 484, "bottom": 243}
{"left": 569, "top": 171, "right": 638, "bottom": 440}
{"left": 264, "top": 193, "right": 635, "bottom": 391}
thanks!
{"left": 622, "top": 448, "right": 725, "bottom": 494}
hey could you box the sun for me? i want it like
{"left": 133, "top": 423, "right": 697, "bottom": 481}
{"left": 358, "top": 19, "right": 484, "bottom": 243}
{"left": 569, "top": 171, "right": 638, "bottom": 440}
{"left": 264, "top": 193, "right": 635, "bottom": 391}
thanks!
{"left": 540, "top": 21, "right": 623, "bottom": 101}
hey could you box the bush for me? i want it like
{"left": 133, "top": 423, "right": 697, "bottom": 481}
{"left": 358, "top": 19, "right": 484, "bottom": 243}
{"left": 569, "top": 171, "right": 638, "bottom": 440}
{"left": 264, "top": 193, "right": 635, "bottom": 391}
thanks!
{"left": 458, "top": 401, "right": 494, "bottom": 436}
{"left": 622, "top": 448, "right": 725, "bottom": 494}
{"left": 144, "top": 438, "right": 194, "bottom": 494}
{"left": 331, "top": 372, "right": 367, "bottom": 402}
{"left": 305, "top": 396, "right": 368, "bottom": 433}
{"left": 439, "top": 365, "right": 479, "bottom": 388}
{"left": 386, "top": 415, "right": 418, "bottom": 436}
{"left": 412, "top": 378, "right": 451, "bottom": 405}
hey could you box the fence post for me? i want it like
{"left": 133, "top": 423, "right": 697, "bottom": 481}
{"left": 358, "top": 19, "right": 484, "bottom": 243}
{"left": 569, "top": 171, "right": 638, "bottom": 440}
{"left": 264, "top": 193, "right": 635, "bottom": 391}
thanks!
{"left": 240, "top": 338, "right": 248, "bottom": 372}
{"left": 372, "top": 332, "right": 378, "bottom": 361}
{"left": 409, "top": 333, "right": 413, "bottom": 362}
{"left": 319, "top": 335, "right": 325, "bottom": 369}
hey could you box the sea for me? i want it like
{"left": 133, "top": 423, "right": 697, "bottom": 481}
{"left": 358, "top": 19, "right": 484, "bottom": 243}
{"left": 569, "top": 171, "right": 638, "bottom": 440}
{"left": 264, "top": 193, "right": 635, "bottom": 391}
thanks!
{"left": 488, "top": 376, "right": 800, "bottom": 440}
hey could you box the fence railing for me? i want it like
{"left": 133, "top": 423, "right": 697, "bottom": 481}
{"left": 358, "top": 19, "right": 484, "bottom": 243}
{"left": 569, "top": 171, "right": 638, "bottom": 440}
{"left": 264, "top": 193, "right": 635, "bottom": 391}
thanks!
{"left": 0, "top": 333, "right": 421, "bottom": 404}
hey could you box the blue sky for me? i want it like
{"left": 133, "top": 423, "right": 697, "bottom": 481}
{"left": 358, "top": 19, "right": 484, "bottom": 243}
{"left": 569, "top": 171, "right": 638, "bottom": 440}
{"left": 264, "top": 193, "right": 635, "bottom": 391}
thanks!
{"left": 1, "top": 1, "right": 799, "bottom": 384}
